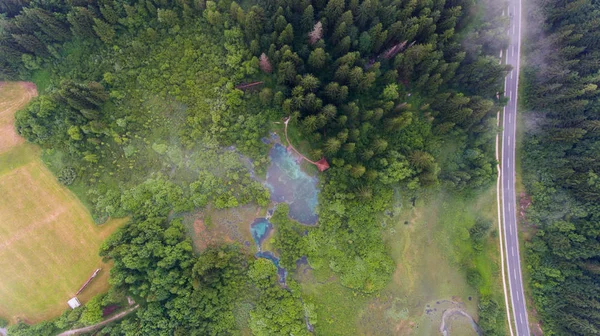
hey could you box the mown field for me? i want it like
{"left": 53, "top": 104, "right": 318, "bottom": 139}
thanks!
{"left": 0, "top": 82, "right": 126, "bottom": 323}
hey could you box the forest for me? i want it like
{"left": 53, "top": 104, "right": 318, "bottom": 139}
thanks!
{"left": 0, "top": 0, "right": 510, "bottom": 334}
{"left": 522, "top": 0, "right": 600, "bottom": 335}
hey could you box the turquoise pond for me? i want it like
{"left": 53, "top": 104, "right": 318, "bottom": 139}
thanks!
{"left": 250, "top": 218, "right": 272, "bottom": 248}
{"left": 265, "top": 143, "right": 319, "bottom": 225}
{"left": 249, "top": 141, "right": 319, "bottom": 283}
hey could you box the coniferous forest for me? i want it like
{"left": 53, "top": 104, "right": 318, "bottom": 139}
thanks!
{"left": 0, "top": 0, "right": 529, "bottom": 334}
{"left": 523, "top": 0, "right": 600, "bottom": 335}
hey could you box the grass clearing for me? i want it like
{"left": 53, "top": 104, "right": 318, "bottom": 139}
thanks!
{"left": 354, "top": 186, "right": 504, "bottom": 335}
{"left": 183, "top": 204, "right": 263, "bottom": 254}
{"left": 295, "top": 266, "right": 370, "bottom": 336}
{"left": 0, "top": 82, "right": 127, "bottom": 324}
{"left": 291, "top": 186, "right": 504, "bottom": 335}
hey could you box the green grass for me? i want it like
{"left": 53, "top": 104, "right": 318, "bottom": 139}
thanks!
{"left": 0, "top": 144, "right": 39, "bottom": 175}
{"left": 290, "top": 186, "right": 505, "bottom": 335}
{"left": 31, "top": 69, "right": 51, "bottom": 94}
{"left": 354, "top": 187, "right": 504, "bottom": 335}
{"left": 296, "top": 267, "right": 370, "bottom": 335}
{"left": 0, "top": 83, "right": 127, "bottom": 324}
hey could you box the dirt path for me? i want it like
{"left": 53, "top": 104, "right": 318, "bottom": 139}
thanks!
{"left": 56, "top": 305, "right": 138, "bottom": 336}
{"left": 439, "top": 307, "right": 481, "bottom": 336}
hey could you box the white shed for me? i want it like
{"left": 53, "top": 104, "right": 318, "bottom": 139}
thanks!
{"left": 67, "top": 297, "right": 81, "bottom": 309}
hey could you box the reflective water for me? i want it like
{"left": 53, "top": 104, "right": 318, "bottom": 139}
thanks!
{"left": 250, "top": 140, "right": 320, "bottom": 284}
{"left": 250, "top": 218, "right": 272, "bottom": 248}
{"left": 265, "top": 143, "right": 318, "bottom": 225}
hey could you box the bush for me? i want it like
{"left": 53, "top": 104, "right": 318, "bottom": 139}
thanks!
{"left": 58, "top": 167, "right": 77, "bottom": 185}
{"left": 0, "top": 317, "right": 7, "bottom": 327}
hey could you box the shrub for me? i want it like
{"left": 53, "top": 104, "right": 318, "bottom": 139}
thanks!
{"left": 58, "top": 167, "right": 77, "bottom": 185}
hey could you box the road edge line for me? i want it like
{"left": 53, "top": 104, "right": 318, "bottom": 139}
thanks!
{"left": 496, "top": 109, "right": 515, "bottom": 336}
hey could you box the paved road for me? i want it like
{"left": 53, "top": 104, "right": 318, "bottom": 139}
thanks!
{"left": 501, "top": 0, "right": 530, "bottom": 334}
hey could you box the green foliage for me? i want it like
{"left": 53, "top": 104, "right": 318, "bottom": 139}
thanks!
{"left": 57, "top": 167, "right": 77, "bottom": 186}
{"left": 1, "top": 0, "right": 509, "bottom": 333}
{"left": 78, "top": 294, "right": 104, "bottom": 326}
{"left": 271, "top": 204, "right": 310, "bottom": 269}
{"left": 478, "top": 295, "right": 504, "bottom": 336}
{"left": 522, "top": 0, "right": 600, "bottom": 334}
{"left": 249, "top": 259, "right": 309, "bottom": 336}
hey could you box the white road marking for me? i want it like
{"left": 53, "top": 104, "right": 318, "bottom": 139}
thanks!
{"left": 508, "top": 159, "right": 510, "bottom": 169}
{"left": 508, "top": 135, "right": 511, "bottom": 143}
{"left": 512, "top": 246, "right": 515, "bottom": 257}
{"left": 500, "top": 49, "right": 503, "bottom": 58}
{"left": 501, "top": 1, "right": 530, "bottom": 335}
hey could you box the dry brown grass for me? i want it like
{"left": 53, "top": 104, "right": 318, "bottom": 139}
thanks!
{"left": 0, "top": 82, "right": 127, "bottom": 323}
{"left": 0, "top": 82, "right": 37, "bottom": 154}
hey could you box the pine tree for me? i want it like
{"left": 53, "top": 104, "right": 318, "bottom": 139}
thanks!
{"left": 358, "top": 31, "right": 372, "bottom": 54}
{"left": 302, "top": 115, "right": 319, "bottom": 132}
{"left": 300, "top": 74, "right": 320, "bottom": 92}
{"left": 323, "top": 0, "right": 345, "bottom": 25}
{"left": 334, "top": 36, "right": 351, "bottom": 56}
{"left": 324, "top": 137, "right": 341, "bottom": 154}
{"left": 334, "top": 64, "right": 350, "bottom": 83}
{"left": 301, "top": 5, "right": 314, "bottom": 32}
{"left": 308, "top": 48, "right": 326, "bottom": 69}
{"left": 278, "top": 23, "right": 294, "bottom": 46}
{"left": 274, "top": 15, "right": 287, "bottom": 32}
{"left": 12, "top": 34, "right": 49, "bottom": 57}
{"left": 99, "top": 3, "right": 120, "bottom": 25}
{"left": 244, "top": 7, "right": 264, "bottom": 39}
{"left": 25, "top": 8, "right": 70, "bottom": 42}
{"left": 332, "top": 22, "right": 347, "bottom": 44}
{"left": 93, "top": 18, "right": 115, "bottom": 44}
{"left": 356, "top": 0, "right": 374, "bottom": 28}
{"left": 321, "top": 104, "right": 337, "bottom": 120}
{"left": 67, "top": 7, "right": 97, "bottom": 39}
{"left": 350, "top": 164, "right": 366, "bottom": 178}
{"left": 348, "top": 66, "right": 364, "bottom": 88}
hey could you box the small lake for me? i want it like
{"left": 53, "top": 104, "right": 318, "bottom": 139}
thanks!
{"left": 250, "top": 139, "right": 320, "bottom": 284}
{"left": 265, "top": 143, "right": 318, "bottom": 225}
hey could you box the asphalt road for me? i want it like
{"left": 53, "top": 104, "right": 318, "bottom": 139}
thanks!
{"left": 501, "top": 0, "right": 530, "bottom": 334}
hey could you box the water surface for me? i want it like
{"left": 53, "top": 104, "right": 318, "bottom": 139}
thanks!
{"left": 266, "top": 143, "right": 318, "bottom": 225}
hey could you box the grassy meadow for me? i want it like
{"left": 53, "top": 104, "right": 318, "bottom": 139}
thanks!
{"left": 0, "top": 82, "right": 126, "bottom": 323}
{"left": 293, "top": 186, "right": 504, "bottom": 335}
{"left": 364, "top": 187, "right": 503, "bottom": 335}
